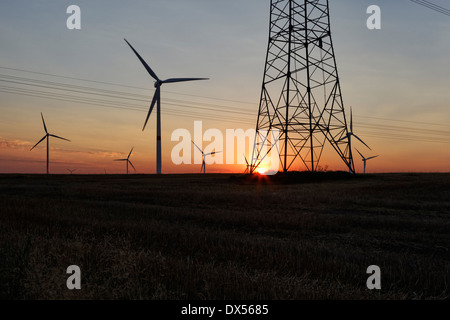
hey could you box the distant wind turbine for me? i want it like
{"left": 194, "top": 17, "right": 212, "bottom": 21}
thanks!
{"left": 356, "top": 149, "right": 378, "bottom": 174}
{"left": 66, "top": 168, "right": 77, "bottom": 174}
{"left": 338, "top": 107, "right": 370, "bottom": 173}
{"left": 114, "top": 147, "right": 135, "bottom": 175}
{"left": 192, "top": 141, "right": 221, "bottom": 174}
{"left": 124, "top": 38, "right": 209, "bottom": 174}
{"left": 244, "top": 154, "right": 252, "bottom": 174}
{"left": 30, "top": 113, "right": 71, "bottom": 174}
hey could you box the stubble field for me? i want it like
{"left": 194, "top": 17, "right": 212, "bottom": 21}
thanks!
{"left": 0, "top": 172, "right": 449, "bottom": 300}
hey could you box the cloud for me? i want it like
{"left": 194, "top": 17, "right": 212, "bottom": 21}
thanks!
{"left": 55, "top": 147, "right": 124, "bottom": 158}
{"left": 0, "top": 137, "right": 124, "bottom": 158}
{"left": 0, "top": 137, "right": 32, "bottom": 150}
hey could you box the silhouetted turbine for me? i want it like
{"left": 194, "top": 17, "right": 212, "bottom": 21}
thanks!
{"left": 192, "top": 141, "right": 221, "bottom": 174}
{"left": 244, "top": 154, "right": 253, "bottom": 174}
{"left": 30, "top": 113, "right": 71, "bottom": 174}
{"left": 338, "top": 107, "right": 371, "bottom": 173}
{"left": 124, "top": 39, "right": 209, "bottom": 174}
{"left": 356, "top": 149, "right": 379, "bottom": 174}
{"left": 114, "top": 147, "right": 135, "bottom": 175}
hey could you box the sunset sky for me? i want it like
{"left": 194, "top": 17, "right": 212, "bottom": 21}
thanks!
{"left": 1, "top": 0, "right": 449, "bottom": 174}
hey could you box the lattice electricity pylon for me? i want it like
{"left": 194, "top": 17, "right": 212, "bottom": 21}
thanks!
{"left": 251, "top": 0, "right": 354, "bottom": 173}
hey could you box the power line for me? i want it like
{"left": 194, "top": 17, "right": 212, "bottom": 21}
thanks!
{"left": 2, "top": 68, "right": 450, "bottom": 129}
{"left": 2, "top": 85, "right": 450, "bottom": 143}
{"left": 0, "top": 66, "right": 255, "bottom": 105}
{"left": 358, "top": 115, "right": 450, "bottom": 128}
{"left": 4, "top": 73, "right": 450, "bottom": 131}
{"left": 409, "top": 0, "right": 450, "bottom": 16}
{"left": 357, "top": 122, "right": 450, "bottom": 138}
{"left": 0, "top": 87, "right": 255, "bottom": 126}
{"left": 2, "top": 70, "right": 450, "bottom": 145}
{"left": 361, "top": 132, "right": 450, "bottom": 144}
{"left": 0, "top": 74, "right": 256, "bottom": 116}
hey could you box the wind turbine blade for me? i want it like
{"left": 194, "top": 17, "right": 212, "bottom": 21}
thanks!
{"left": 41, "top": 113, "right": 48, "bottom": 134}
{"left": 30, "top": 135, "right": 47, "bottom": 151}
{"left": 124, "top": 39, "right": 159, "bottom": 81}
{"left": 244, "top": 154, "right": 249, "bottom": 166}
{"left": 49, "top": 134, "right": 71, "bottom": 142}
{"left": 143, "top": 87, "right": 159, "bottom": 131}
{"left": 162, "top": 78, "right": 209, "bottom": 84}
{"left": 355, "top": 148, "right": 364, "bottom": 159}
{"left": 114, "top": 159, "right": 127, "bottom": 162}
{"left": 191, "top": 141, "right": 204, "bottom": 155}
{"left": 367, "top": 155, "right": 379, "bottom": 160}
{"left": 128, "top": 160, "right": 136, "bottom": 171}
{"left": 337, "top": 134, "right": 349, "bottom": 143}
{"left": 350, "top": 107, "right": 353, "bottom": 133}
{"left": 128, "top": 147, "right": 134, "bottom": 159}
{"left": 206, "top": 151, "right": 222, "bottom": 156}
{"left": 352, "top": 133, "right": 371, "bottom": 150}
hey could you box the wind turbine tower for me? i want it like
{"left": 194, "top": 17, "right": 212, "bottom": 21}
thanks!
{"left": 124, "top": 39, "right": 209, "bottom": 174}
{"left": 252, "top": 0, "right": 357, "bottom": 173}
{"left": 30, "top": 113, "right": 71, "bottom": 174}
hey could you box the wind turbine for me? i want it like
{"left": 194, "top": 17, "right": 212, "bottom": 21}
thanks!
{"left": 244, "top": 154, "right": 252, "bottom": 174}
{"left": 338, "top": 107, "right": 371, "bottom": 174}
{"left": 30, "top": 113, "right": 71, "bottom": 174}
{"left": 114, "top": 147, "right": 136, "bottom": 175}
{"left": 66, "top": 168, "right": 77, "bottom": 174}
{"left": 192, "top": 141, "right": 221, "bottom": 174}
{"left": 356, "top": 149, "right": 378, "bottom": 174}
{"left": 124, "top": 39, "right": 209, "bottom": 174}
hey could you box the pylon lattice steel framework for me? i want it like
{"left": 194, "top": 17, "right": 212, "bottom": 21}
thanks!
{"left": 251, "top": 0, "right": 354, "bottom": 173}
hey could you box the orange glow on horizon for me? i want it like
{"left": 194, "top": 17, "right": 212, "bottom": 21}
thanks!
{"left": 256, "top": 167, "right": 267, "bottom": 175}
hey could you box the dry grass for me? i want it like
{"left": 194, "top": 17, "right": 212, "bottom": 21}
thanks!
{"left": 0, "top": 172, "right": 449, "bottom": 300}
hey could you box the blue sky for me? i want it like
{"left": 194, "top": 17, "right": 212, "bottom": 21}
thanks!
{"left": 0, "top": 0, "right": 449, "bottom": 173}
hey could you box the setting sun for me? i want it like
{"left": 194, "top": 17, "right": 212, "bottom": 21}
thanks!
{"left": 257, "top": 168, "right": 267, "bottom": 175}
